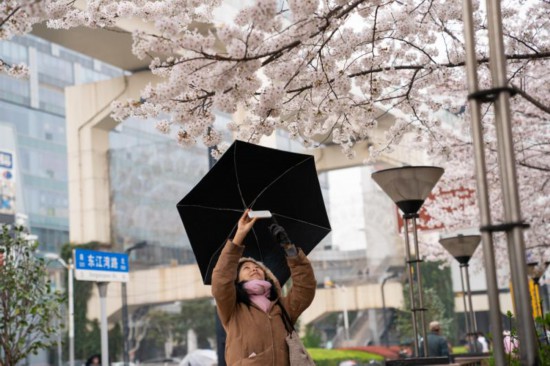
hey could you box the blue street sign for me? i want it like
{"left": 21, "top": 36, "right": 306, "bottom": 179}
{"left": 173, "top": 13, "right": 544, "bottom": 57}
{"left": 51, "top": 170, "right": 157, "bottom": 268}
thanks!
{"left": 73, "top": 249, "right": 129, "bottom": 282}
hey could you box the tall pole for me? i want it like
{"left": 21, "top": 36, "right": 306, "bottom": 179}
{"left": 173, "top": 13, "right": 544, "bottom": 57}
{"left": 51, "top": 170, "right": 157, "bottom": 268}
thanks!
{"left": 458, "top": 266, "right": 472, "bottom": 350}
{"left": 122, "top": 281, "right": 130, "bottom": 366}
{"left": 463, "top": 264, "right": 477, "bottom": 335}
{"left": 461, "top": 0, "right": 506, "bottom": 363}
{"left": 68, "top": 259, "right": 75, "bottom": 366}
{"left": 462, "top": 0, "right": 538, "bottom": 361}
{"left": 411, "top": 217, "right": 428, "bottom": 357}
{"left": 338, "top": 285, "right": 350, "bottom": 340}
{"left": 486, "top": 0, "right": 538, "bottom": 361}
{"left": 381, "top": 273, "right": 397, "bottom": 346}
{"left": 45, "top": 254, "right": 74, "bottom": 366}
{"left": 462, "top": 263, "right": 478, "bottom": 352}
{"left": 122, "top": 241, "right": 147, "bottom": 366}
{"left": 97, "top": 282, "right": 109, "bottom": 366}
{"left": 56, "top": 316, "right": 62, "bottom": 366}
{"left": 403, "top": 217, "right": 420, "bottom": 356}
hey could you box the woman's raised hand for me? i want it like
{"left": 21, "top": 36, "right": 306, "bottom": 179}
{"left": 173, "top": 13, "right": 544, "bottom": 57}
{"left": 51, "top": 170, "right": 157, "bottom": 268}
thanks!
{"left": 233, "top": 209, "right": 257, "bottom": 246}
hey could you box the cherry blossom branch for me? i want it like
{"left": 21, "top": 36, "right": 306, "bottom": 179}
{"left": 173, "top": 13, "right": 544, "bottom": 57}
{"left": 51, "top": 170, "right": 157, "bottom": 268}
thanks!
{"left": 511, "top": 84, "right": 550, "bottom": 115}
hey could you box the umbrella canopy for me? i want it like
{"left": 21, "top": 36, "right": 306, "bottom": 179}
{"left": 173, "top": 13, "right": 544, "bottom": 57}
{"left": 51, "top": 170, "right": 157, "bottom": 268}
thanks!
{"left": 177, "top": 140, "right": 331, "bottom": 285}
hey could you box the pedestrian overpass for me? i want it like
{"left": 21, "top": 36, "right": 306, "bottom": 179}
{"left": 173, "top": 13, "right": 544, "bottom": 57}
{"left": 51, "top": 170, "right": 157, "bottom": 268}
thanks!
{"left": 87, "top": 262, "right": 514, "bottom": 330}
{"left": 87, "top": 262, "right": 404, "bottom": 328}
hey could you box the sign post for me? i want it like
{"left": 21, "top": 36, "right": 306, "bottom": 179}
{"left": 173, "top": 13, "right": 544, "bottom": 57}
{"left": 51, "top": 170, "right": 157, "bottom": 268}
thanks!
{"left": 73, "top": 249, "right": 130, "bottom": 366}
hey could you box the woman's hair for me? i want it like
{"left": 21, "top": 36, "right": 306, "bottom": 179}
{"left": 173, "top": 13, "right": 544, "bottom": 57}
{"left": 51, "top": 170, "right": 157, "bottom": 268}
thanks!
{"left": 235, "top": 280, "right": 278, "bottom": 306}
{"left": 235, "top": 260, "right": 278, "bottom": 305}
{"left": 85, "top": 354, "right": 101, "bottom": 366}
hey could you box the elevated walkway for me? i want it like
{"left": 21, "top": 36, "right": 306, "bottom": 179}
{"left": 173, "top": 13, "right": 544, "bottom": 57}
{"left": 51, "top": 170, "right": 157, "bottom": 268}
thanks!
{"left": 87, "top": 262, "right": 515, "bottom": 330}
{"left": 87, "top": 263, "right": 404, "bottom": 327}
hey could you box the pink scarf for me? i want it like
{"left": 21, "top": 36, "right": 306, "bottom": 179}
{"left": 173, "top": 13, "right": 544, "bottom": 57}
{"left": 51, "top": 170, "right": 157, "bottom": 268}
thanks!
{"left": 243, "top": 279, "right": 273, "bottom": 313}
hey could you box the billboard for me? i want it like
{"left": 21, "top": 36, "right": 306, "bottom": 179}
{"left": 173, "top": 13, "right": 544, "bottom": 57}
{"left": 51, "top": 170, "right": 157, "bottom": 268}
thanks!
{"left": 0, "top": 150, "right": 15, "bottom": 224}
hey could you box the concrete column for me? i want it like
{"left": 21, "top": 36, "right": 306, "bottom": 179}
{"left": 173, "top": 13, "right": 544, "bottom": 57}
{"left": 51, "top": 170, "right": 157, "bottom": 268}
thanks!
{"left": 65, "top": 71, "right": 157, "bottom": 244}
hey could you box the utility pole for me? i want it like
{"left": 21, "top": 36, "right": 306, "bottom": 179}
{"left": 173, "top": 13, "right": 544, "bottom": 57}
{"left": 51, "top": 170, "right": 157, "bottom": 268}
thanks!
{"left": 122, "top": 241, "right": 147, "bottom": 366}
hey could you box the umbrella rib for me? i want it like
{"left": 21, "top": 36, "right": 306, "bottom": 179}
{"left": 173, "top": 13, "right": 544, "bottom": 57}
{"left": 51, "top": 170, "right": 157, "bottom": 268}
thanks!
{"left": 233, "top": 144, "right": 248, "bottom": 208}
{"left": 273, "top": 213, "right": 332, "bottom": 230}
{"left": 178, "top": 204, "right": 243, "bottom": 213}
{"left": 249, "top": 227, "right": 265, "bottom": 263}
{"left": 249, "top": 156, "right": 312, "bottom": 208}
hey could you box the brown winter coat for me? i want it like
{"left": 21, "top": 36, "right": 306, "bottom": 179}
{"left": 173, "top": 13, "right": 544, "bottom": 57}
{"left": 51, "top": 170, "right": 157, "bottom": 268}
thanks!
{"left": 211, "top": 240, "right": 316, "bottom": 365}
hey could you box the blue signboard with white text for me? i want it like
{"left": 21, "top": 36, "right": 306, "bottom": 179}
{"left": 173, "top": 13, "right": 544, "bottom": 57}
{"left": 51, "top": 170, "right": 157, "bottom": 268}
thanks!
{"left": 73, "top": 249, "right": 129, "bottom": 282}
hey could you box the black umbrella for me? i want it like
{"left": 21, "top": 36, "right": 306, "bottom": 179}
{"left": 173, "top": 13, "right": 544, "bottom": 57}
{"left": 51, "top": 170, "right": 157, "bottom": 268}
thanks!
{"left": 177, "top": 140, "right": 331, "bottom": 285}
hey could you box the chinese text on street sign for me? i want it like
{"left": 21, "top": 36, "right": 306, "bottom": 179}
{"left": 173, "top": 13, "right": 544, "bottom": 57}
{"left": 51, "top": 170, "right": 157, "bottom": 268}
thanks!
{"left": 73, "top": 249, "right": 129, "bottom": 282}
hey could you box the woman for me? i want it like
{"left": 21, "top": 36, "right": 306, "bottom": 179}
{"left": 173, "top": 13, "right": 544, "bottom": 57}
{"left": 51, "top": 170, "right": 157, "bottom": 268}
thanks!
{"left": 211, "top": 210, "right": 316, "bottom": 365}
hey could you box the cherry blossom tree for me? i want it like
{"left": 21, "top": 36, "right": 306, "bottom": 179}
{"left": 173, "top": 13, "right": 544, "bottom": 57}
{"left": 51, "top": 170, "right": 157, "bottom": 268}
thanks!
{"left": 0, "top": 0, "right": 45, "bottom": 77}
{"left": 1, "top": 0, "right": 548, "bottom": 269}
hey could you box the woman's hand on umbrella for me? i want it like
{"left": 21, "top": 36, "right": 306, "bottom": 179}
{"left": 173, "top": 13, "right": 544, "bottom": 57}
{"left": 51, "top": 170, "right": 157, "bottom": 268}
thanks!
{"left": 233, "top": 209, "right": 257, "bottom": 245}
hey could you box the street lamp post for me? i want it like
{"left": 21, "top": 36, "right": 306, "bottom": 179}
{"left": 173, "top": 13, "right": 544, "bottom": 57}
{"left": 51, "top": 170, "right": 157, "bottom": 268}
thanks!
{"left": 44, "top": 253, "right": 75, "bottom": 366}
{"left": 462, "top": 0, "right": 538, "bottom": 362}
{"left": 122, "top": 241, "right": 147, "bottom": 366}
{"left": 334, "top": 284, "right": 350, "bottom": 341}
{"left": 372, "top": 166, "right": 444, "bottom": 357}
{"left": 381, "top": 272, "right": 398, "bottom": 346}
{"left": 439, "top": 234, "right": 481, "bottom": 352}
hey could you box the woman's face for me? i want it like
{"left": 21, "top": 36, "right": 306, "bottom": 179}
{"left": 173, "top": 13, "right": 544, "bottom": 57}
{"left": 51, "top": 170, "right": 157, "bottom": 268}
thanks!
{"left": 238, "top": 261, "right": 266, "bottom": 282}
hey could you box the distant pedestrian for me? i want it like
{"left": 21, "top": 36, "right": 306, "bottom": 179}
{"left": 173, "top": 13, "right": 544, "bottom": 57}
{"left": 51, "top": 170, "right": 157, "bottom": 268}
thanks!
{"left": 477, "top": 332, "right": 490, "bottom": 352}
{"left": 419, "top": 321, "right": 449, "bottom": 357}
{"left": 465, "top": 333, "right": 483, "bottom": 353}
{"left": 503, "top": 331, "right": 518, "bottom": 354}
{"left": 85, "top": 354, "right": 101, "bottom": 366}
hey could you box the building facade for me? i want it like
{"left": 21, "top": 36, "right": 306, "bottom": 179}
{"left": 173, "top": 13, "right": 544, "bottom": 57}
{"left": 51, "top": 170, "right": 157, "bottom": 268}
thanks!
{"left": 0, "top": 35, "right": 124, "bottom": 252}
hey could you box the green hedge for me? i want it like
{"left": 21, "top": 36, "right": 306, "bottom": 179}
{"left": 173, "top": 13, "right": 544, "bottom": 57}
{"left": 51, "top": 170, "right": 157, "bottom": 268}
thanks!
{"left": 452, "top": 346, "right": 468, "bottom": 354}
{"left": 308, "top": 348, "right": 384, "bottom": 366}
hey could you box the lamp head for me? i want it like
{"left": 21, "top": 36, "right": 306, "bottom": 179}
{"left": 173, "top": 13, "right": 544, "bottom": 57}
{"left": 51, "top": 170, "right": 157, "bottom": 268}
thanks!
{"left": 371, "top": 166, "right": 444, "bottom": 215}
{"left": 439, "top": 234, "right": 481, "bottom": 265}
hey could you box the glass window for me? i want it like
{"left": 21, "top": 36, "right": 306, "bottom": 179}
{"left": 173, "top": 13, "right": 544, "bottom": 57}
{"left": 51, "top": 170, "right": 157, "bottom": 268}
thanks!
{"left": 28, "top": 112, "right": 66, "bottom": 144}
{"left": 23, "top": 150, "right": 68, "bottom": 180}
{"left": 0, "top": 101, "right": 29, "bottom": 135}
{"left": 0, "top": 40, "right": 28, "bottom": 65}
{"left": 31, "top": 227, "right": 69, "bottom": 252}
{"left": 0, "top": 74, "right": 30, "bottom": 105}
{"left": 37, "top": 52, "right": 73, "bottom": 85}
{"left": 25, "top": 188, "right": 68, "bottom": 218}
{"left": 38, "top": 84, "right": 65, "bottom": 115}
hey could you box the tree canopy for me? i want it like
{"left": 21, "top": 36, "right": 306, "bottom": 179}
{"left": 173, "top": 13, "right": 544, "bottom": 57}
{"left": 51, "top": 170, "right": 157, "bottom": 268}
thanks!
{"left": 0, "top": 225, "right": 64, "bottom": 366}
{"left": 1, "top": 0, "right": 548, "bottom": 269}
